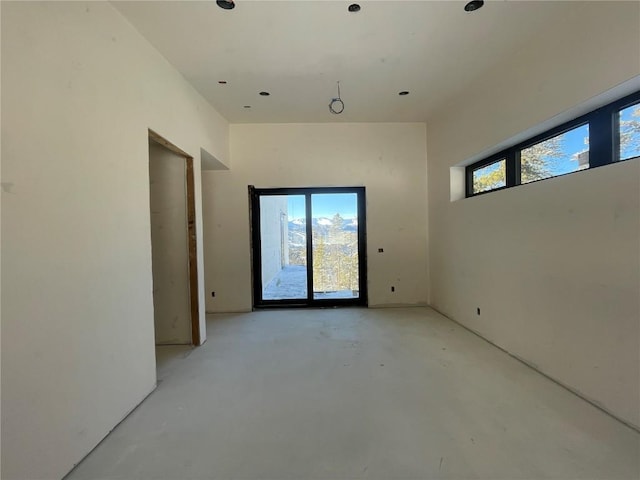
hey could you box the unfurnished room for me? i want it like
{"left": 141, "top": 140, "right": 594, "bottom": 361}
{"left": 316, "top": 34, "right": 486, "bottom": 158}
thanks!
{"left": 1, "top": 1, "right": 639, "bottom": 479}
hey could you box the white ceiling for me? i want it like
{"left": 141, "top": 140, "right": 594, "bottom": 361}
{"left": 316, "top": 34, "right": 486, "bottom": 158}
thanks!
{"left": 113, "top": 1, "right": 577, "bottom": 124}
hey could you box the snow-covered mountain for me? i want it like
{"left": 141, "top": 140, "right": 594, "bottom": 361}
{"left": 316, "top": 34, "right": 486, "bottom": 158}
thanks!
{"left": 288, "top": 217, "right": 358, "bottom": 233}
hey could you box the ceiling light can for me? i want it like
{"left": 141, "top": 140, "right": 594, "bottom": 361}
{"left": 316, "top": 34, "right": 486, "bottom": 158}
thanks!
{"left": 464, "top": 0, "right": 484, "bottom": 12}
{"left": 216, "top": 0, "right": 235, "bottom": 10}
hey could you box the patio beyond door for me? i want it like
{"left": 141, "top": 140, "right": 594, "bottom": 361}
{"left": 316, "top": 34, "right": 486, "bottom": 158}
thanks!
{"left": 251, "top": 187, "right": 367, "bottom": 308}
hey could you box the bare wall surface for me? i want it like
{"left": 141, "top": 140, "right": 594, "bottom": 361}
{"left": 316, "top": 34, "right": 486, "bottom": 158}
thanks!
{"left": 1, "top": 2, "right": 229, "bottom": 479}
{"left": 259, "top": 195, "right": 289, "bottom": 289}
{"left": 149, "top": 141, "right": 191, "bottom": 345}
{"left": 427, "top": 2, "right": 640, "bottom": 428}
{"left": 203, "top": 123, "right": 428, "bottom": 312}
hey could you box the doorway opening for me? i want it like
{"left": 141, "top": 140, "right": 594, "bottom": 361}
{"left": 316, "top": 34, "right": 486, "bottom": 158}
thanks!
{"left": 250, "top": 186, "right": 367, "bottom": 308}
{"left": 148, "top": 130, "right": 201, "bottom": 346}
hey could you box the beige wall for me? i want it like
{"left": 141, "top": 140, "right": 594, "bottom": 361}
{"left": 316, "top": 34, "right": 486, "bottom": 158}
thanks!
{"left": 203, "top": 123, "right": 428, "bottom": 312}
{"left": 427, "top": 2, "right": 640, "bottom": 428}
{"left": 3, "top": 2, "right": 638, "bottom": 480}
{"left": 259, "top": 195, "right": 289, "bottom": 289}
{"left": 1, "top": 2, "right": 229, "bottom": 479}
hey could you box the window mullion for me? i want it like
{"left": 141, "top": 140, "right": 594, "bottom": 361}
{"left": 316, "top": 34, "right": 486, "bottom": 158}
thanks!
{"left": 589, "top": 109, "right": 613, "bottom": 168}
{"left": 506, "top": 150, "right": 518, "bottom": 187}
{"left": 464, "top": 89, "right": 639, "bottom": 197}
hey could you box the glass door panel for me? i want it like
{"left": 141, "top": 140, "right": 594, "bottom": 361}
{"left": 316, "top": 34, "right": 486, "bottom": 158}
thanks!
{"left": 252, "top": 186, "right": 366, "bottom": 308}
{"left": 260, "top": 195, "right": 307, "bottom": 300}
{"left": 311, "top": 193, "right": 359, "bottom": 300}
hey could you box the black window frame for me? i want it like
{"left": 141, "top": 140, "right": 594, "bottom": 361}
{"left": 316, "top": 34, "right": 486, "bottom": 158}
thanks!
{"left": 469, "top": 156, "right": 508, "bottom": 196}
{"left": 466, "top": 90, "right": 640, "bottom": 198}
{"left": 249, "top": 185, "right": 368, "bottom": 309}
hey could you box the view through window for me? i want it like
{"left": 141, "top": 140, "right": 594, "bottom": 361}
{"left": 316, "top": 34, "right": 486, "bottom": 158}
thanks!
{"left": 311, "top": 193, "right": 359, "bottom": 299}
{"left": 253, "top": 187, "right": 366, "bottom": 307}
{"left": 619, "top": 102, "right": 640, "bottom": 161}
{"left": 466, "top": 90, "right": 639, "bottom": 197}
{"left": 520, "top": 123, "right": 589, "bottom": 184}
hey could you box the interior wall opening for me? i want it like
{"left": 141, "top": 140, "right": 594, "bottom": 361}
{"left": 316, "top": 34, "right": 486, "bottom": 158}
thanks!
{"left": 148, "top": 131, "right": 201, "bottom": 348}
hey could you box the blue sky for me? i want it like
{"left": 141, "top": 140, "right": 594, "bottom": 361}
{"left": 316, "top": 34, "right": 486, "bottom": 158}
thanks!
{"left": 288, "top": 193, "right": 358, "bottom": 220}
{"left": 544, "top": 123, "right": 589, "bottom": 176}
{"left": 298, "top": 104, "right": 640, "bottom": 203}
{"left": 542, "top": 103, "right": 640, "bottom": 173}
{"left": 474, "top": 121, "right": 592, "bottom": 183}
{"left": 473, "top": 124, "right": 588, "bottom": 187}
{"left": 545, "top": 103, "right": 640, "bottom": 173}
{"left": 620, "top": 104, "right": 640, "bottom": 160}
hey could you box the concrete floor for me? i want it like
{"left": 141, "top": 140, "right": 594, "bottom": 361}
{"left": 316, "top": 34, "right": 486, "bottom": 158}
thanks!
{"left": 67, "top": 307, "right": 639, "bottom": 479}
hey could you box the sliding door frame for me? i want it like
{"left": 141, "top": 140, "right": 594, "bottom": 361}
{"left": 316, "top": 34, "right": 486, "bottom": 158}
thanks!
{"left": 250, "top": 186, "right": 368, "bottom": 309}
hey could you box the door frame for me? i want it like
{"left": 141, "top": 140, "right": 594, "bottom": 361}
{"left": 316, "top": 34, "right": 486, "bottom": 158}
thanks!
{"left": 250, "top": 186, "right": 368, "bottom": 308}
{"left": 148, "top": 129, "right": 201, "bottom": 345}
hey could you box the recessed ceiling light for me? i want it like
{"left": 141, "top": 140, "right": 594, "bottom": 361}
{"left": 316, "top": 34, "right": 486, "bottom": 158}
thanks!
{"left": 216, "top": 0, "right": 235, "bottom": 10}
{"left": 218, "top": 81, "right": 227, "bottom": 84}
{"left": 259, "top": 91, "right": 270, "bottom": 96}
{"left": 464, "top": 0, "right": 484, "bottom": 12}
{"left": 348, "top": 4, "right": 361, "bottom": 12}
{"left": 399, "top": 91, "right": 410, "bottom": 96}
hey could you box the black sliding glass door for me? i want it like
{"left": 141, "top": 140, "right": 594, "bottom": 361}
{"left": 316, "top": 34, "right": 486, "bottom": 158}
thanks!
{"left": 250, "top": 186, "right": 367, "bottom": 308}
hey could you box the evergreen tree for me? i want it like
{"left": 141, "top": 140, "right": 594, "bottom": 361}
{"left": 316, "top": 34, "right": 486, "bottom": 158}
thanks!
{"left": 474, "top": 105, "right": 640, "bottom": 192}
{"left": 309, "top": 213, "right": 361, "bottom": 294}
{"left": 620, "top": 105, "right": 640, "bottom": 157}
{"left": 313, "top": 233, "right": 328, "bottom": 292}
{"left": 473, "top": 136, "right": 563, "bottom": 192}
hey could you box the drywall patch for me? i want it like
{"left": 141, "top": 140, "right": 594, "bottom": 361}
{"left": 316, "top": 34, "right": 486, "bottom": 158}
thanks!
{"left": 1, "top": 182, "right": 15, "bottom": 193}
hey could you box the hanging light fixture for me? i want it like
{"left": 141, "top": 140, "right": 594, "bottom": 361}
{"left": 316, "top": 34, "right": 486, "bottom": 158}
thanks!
{"left": 329, "top": 81, "right": 345, "bottom": 115}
